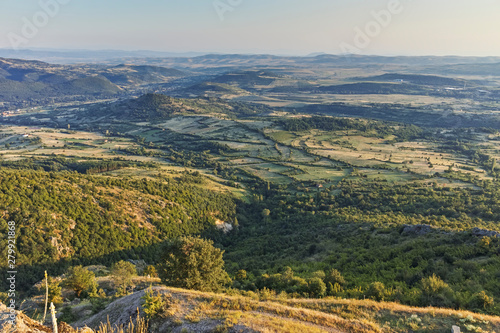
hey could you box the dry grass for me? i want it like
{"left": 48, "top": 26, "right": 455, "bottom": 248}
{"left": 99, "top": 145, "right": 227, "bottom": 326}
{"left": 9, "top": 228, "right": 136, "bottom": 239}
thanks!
{"left": 95, "top": 313, "right": 148, "bottom": 333}
{"left": 280, "top": 297, "right": 500, "bottom": 333}
{"left": 139, "top": 287, "right": 500, "bottom": 333}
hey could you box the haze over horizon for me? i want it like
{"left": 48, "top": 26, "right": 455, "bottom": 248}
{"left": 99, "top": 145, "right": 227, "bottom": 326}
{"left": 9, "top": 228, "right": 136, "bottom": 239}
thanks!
{"left": 1, "top": 0, "right": 499, "bottom": 57}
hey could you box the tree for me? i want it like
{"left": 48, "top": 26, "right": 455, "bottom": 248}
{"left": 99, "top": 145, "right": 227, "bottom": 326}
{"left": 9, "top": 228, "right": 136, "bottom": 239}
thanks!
{"left": 307, "top": 277, "right": 326, "bottom": 298}
{"left": 324, "top": 269, "right": 345, "bottom": 286}
{"left": 111, "top": 260, "right": 137, "bottom": 295}
{"left": 157, "top": 236, "right": 231, "bottom": 292}
{"left": 469, "top": 291, "right": 494, "bottom": 311}
{"left": 65, "top": 266, "right": 96, "bottom": 298}
{"left": 235, "top": 269, "right": 247, "bottom": 282}
{"left": 420, "top": 274, "right": 454, "bottom": 307}
{"left": 143, "top": 265, "right": 158, "bottom": 278}
{"left": 44, "top": 277, "right": 63, "bottom": 305}
{"left": 366, "top": 281, "right": 386, "bottom": 301}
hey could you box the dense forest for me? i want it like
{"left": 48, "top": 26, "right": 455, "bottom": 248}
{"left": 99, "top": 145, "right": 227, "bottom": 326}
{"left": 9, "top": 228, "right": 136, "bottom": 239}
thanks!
{"left": 280, "top": 116, "right": 424, "bottom": 141}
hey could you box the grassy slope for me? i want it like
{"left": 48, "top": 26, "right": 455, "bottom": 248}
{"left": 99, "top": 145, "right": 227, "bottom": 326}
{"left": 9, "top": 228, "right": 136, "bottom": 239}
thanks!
{"left": 72, "top": 286, "right": 500, "bottom": 333}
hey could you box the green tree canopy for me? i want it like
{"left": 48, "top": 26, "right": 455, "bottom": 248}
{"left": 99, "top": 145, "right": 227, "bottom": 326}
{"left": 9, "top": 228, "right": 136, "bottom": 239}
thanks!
{"left": 324, "top": 269, "right": 346, "bottom": 286}
{"left": 111, "top": 260, "right": 137, "bottom": 294}
{"left": 307, "top": 277, "right": 326, "bottom": 298}
{"left": 157, "top": 236, "right": 231, "bottom": 292}
{"left": 64, "top": 266, "right": 96, "bottom": 298}
{"left": 366, "top": 281, "right": 386, "bottom": 301}
{"left": 143, "top": 265, "right": 158, "bottom": 278}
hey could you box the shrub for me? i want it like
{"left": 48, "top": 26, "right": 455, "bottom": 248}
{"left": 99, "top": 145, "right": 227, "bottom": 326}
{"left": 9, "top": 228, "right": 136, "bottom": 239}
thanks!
{"left": 420, "top": 274, "right": 454, "bottom": 307}
{"left": 307, "top": 277, "right": 327, "bottom": 298}
{"left": 469, "top": 291, "right": 495, "bottom": 311}
{"left": 142, "top": 287, "right": 166, "bottom": 319}
{"left": 143, "top": 265, "right": 158, "bottom": 278}
{"left": 366, "top": 281, "right": 386, "bottom": 301}
{"left": 324, "top": 269, "right": 346, "bottom": 286}
{"left": 47, "top": 277, "right": 63, "bottom": 305}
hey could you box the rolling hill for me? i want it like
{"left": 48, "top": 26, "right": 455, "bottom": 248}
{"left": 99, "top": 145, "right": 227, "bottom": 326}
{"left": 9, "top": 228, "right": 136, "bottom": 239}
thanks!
{"left": 84, "top": 93, "right": 273, "bottom": 121}
{"left": 4, "top": 286, "right": 500, "bottom": 333}
{"left": 211, "top": 70, "right": 282, "bottom": 88}
{"left": 178, "top": 82, "right": 250, "bottom": 97}
{"left": 100, "top": 64, "right": 185, "bottom": 85}
{"left": 358, "top": 73, "right": 468, "bottom": 87}
{"left": 0, "top": 58, "right": 187, "bottom": 109}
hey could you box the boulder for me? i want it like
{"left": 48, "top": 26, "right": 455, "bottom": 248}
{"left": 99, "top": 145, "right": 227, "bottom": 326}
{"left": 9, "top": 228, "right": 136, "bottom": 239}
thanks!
{"left": 402, "top": 224, "right": 433, "bottom": 236}
{"left": 471, "top": 227, "right": 500, "bottom": 238}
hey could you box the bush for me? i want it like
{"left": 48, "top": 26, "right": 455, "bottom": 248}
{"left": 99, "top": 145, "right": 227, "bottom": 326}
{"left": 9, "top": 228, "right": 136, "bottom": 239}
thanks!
{"left": 235, "top": 270, "right": 247, "bottom": 282}
{"left": 420, "top": 274, "right": 454, "bottom": 307}
{"left": 421, "top": 274, "right": 449, "bottom": 296}
{"left": 324, "top": 269, "right": 345, "bottom": 286}
{"left": 143, "top": 265, "right": 158, "bottom": 278}
{"left": 366, "top": 281, "right": 386, "bottom": 301}
{"left": 307, "top": 277, "right": 326, "bottom": 298}
{"left": 47, "top": 277, "right": 63, "bottom": 305}
{"left": 142, "top": 287, "right": 166, "bottom": 319}
{"left": 469, "top": 291, "right": 495, "bottom": 311}
{"left": 58, "top": 306, "right": 77, "bottom": 323}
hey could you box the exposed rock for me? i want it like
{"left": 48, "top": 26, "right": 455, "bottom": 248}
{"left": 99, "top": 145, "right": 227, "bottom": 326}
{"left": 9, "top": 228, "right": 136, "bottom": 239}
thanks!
{"left": 402, "top": 224, "right": 433, "bottom": 236}
{"left": 0, "top": 302, "right": 83, "bottom": 333}
{"left": 471, "top": 227, "right": 500, "bottom": 238}
{"left": 451, "top": 325, "right": 461, "bottom": 332}
{"left": 74, "top": 289, "right": 147, "bottom": 329}
{"left": 0, "top": 302, "right": 50, "bottom": 333}
{"left": 216, "top": 221, "right": 233, "bottom": 234}
{"left": 126, "top": 259, "right": 147, "bottom": 272}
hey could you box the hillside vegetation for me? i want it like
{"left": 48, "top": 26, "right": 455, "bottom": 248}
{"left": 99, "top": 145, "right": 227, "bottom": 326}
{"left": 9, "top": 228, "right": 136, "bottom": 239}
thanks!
{"left": 0, "top": 167, "right": 235, "bottom": 290}
{"left": 86, "top": 93, "right": 273, "bottom": 121}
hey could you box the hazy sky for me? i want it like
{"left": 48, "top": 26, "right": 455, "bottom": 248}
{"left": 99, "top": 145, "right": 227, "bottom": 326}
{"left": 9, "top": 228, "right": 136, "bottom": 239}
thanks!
{"left": 1, "top": 0, "right": 499, "bottom": 56}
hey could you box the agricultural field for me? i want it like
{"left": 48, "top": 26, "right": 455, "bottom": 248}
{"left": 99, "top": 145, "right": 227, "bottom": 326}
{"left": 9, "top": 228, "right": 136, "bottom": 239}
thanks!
{"left": 2, "top": 107, "right": 497, "bottom": 192}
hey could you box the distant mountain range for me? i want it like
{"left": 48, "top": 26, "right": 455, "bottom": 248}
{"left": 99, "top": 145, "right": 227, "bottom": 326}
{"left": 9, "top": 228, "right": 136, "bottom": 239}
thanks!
{"left": 0, "top": 48, "right": 208, "bottom": 64}
{"left": 102, "top": 53, "right": 500, "bottom": 70}
{"left": 1, "top": 49, "right": 500, "bottom": 68}
{"left": 1, "top": 53, "right": 499, "bottom": 112}
{"left": 0, "top": 57, "right": 187, "bottom": 109}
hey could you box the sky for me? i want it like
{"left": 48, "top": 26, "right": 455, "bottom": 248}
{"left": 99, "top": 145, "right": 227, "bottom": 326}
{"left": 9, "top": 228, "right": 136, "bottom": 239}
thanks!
{"left": 0, "top": 0, "right": 499, "bottom": 56}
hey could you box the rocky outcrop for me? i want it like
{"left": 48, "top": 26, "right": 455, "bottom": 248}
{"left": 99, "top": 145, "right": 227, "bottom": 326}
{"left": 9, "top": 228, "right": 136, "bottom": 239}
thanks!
{"left": 0, "top": 303, "right": 86, "bottom": 333}
{"left": 401, "top": 224, "right": 434, "bottom": 236}
{"left": 471, "top": 227, "right": 500, "bottom": 238}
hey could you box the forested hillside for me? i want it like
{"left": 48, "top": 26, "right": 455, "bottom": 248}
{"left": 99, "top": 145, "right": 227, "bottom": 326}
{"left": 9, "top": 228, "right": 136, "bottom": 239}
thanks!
{"left": 0, "top": 168, "right": 236, "bottom": 290}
